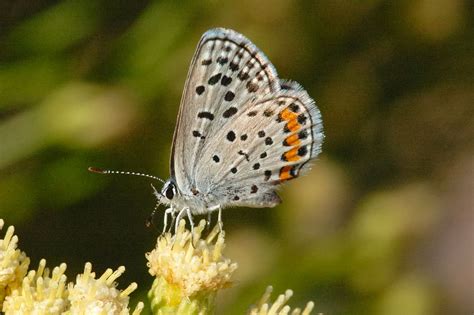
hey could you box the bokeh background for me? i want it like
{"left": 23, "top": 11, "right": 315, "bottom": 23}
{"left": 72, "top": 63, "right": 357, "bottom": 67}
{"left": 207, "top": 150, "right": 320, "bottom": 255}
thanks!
{"left": 1, "top": 1, "right": 473, "bottom": 314}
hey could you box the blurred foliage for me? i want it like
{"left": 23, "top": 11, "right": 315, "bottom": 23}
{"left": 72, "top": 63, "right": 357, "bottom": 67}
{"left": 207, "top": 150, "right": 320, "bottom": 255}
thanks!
{"left": 0, "top": 1, "right": 473, "bottom": 314}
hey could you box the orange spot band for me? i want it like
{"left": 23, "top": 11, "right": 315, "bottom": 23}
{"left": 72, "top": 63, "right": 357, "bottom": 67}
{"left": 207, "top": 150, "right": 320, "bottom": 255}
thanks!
{"left": 283, "top": 147, "right": 301, "bottom": 162}
{"left": 285, "top": 133, "right": 301, "bottom": 146}
{"left": 279, "top": 166, "right": 294, "bottom": 181}
{"left": 286, "top": 119, "right": 300, "bottom": 132}
{"left": 280, "top": 108, "right": 298, "bottom": 122}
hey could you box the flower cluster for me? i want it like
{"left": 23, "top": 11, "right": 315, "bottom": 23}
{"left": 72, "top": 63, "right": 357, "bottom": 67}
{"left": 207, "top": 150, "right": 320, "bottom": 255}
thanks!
{"left": 0, "top": 219, "right": 143, "bottom": 314}
{"left": 146, "top": 219, "right": 238, "bottom": 297}
{"left": 2, "top": 216, "right": 317, "bottom": 315}
{"left": 0, "top": 219, "right": 30, "bottom": 309}
{"left": 249, "top": 286, "right": 315, "bottom": 315}
{"left": 146, "top": 219, "right": 238, "bottom": 314}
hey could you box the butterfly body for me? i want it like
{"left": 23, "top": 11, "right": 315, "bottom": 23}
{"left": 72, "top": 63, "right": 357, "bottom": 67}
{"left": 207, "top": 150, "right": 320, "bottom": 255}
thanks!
{"left": 156, "top": 28, "right": 324, "bottom": 221}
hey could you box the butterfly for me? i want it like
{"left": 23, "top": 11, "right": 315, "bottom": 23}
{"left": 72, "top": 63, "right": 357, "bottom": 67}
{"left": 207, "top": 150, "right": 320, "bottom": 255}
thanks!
{"left": 91, "top": 28, "right": 323, "bottom": 232}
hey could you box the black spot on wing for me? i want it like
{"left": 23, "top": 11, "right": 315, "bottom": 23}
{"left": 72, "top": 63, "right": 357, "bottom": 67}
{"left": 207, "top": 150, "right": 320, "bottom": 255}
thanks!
{"left": 263, "top": 108, "right": 274, "bottom": 117}
{"left": 298, "top": 146, "right": 308, "bottom": 156}
{"left": 208, "top": 73, "right": 222, "bottom": 85}
{"left": 192, "top": 130, "right": 205, "bottom": 139}
{"left": 297, "top": 114, "right": 307, "bottom": 125}
{"left": 221, "top": 75, "right": 232, "bottom": 86}
{"left": 238, "top": 150, "right": 250, "bottom": 161}
{"left": 195, "top": 85, "right": 205, "bottom": 95}
{"left": 217, "top": 56, "right": 228, "bottom": 65}
{"left": 229, "top": 62, "right": 239, "bottom": 71}
{"left": 224, "top": 91, "right": 235, "bottom": 102}
{"left": 299, "top": 129, "right": 308, "bottom": 140}
{"left": 198, "top": 112, "right": 214, "bottom": 120}
{"left": 227, "top": 131, "right": 236, "bottom": 142}
{"left": 238, "top": 71, "right": 249, "bottom": 81}
{"left": 223, "top": 107, "right": 238, "bottom": 118}
{"left": 289, "top": 103, "right": 300, "bottom": 112}
{"left": 264, "top": 170, "right": 271, "bottom": 181}
{"left": 246, "top": 81, "right": 259, "bottom": 93}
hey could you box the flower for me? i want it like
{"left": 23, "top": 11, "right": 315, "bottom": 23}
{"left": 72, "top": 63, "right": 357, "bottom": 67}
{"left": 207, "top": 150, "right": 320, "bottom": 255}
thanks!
{"left": 248, "top": 286, "right": 315, "bottom": 315}
{"left": 147, "top": 219, "right": 238, "bottom": 297}
{"left": 0, "top": 219, "right": 143, "bottom": 315}
{"left": 0, "top": 219, "right": 30, "bottom": 308}
{"left": 67, "top": 262, "right": 143, "bottom": 315}
{"left": 146, "top": 219, "right": 238, "bottom": 314}
{"left": 2, "top": 259, "right": 69, "bottom": 314}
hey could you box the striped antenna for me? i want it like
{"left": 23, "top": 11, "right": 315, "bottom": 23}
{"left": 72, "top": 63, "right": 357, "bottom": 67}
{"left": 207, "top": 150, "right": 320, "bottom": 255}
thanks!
{"left": 88, "top": 167, "right": 165, "bottom": 184}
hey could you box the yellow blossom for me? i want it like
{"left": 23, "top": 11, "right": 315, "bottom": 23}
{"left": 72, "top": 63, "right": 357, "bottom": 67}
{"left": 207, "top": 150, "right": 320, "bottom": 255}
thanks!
{"left": 146, "top": 219, "right": 237, "bottom": 314}
{"left": 66, "top": 262, "right": 143, "bottom": 315}
{"left": 248, "top": 286, "right": 315, "bottom": 315}
{"left": 0, "top": 219, "right": 30, "bottom": 308}
{"left": 2, "top": 259, "right": 69, "bottom": 314}
{"left": 0, "top": 219, "right": 143, "bottom": 315}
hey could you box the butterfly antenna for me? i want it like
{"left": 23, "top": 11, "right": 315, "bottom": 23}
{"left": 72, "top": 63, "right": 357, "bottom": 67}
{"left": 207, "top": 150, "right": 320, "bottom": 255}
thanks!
{"left": 88, "top": 167, "right": 166, "bottom": 184}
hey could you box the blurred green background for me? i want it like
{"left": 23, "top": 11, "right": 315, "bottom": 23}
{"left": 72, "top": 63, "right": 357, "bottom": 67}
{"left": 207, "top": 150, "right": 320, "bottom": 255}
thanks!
{"left": 1, "top": 0, "right": 473, "bottom": 314}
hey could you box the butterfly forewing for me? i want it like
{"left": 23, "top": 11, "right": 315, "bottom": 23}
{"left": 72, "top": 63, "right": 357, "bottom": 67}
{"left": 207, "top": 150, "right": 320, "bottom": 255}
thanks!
{"left": 171, "top": 28, "right": 279, "bottom": 192}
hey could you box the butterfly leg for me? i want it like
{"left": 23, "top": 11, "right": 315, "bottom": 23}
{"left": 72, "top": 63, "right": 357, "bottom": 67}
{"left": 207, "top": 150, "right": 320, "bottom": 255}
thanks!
{"left": 185, "top": 208, "right": 196, "bottom": 245}
{"left": 206, "top": 204, "right": 223, "bottom": 232}
{"left": 169, "top": 210, "right": 177, "bottom": 233}
{"left": 175, "top": 207, "right": 187, "bottom": 233}
{"left": 206, "top": 212, "right": 212, "bottom": 231}
{"left": 217, "top": 206, "right": 223, "bottom": 232}
{"left": 161, "top": 207, "right": 174, "bottom": 235}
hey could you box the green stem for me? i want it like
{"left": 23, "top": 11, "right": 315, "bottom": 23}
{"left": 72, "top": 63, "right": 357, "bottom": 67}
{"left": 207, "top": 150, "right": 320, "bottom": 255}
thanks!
{"left": 148, "top": 277, "right": 216, "bottom": 315}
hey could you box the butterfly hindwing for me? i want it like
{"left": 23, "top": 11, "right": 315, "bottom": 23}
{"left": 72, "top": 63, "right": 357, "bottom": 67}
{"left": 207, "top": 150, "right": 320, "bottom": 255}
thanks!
{"left": 194, "top": 81, "right": 323, "bottom": 208}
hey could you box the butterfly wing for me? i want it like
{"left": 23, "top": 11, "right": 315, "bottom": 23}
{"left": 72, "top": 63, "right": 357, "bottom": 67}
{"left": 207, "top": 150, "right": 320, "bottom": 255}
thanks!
{"left": 171, "top": 28, "right": 323, "bottom": 210}
{"left": 170, "top": 28, "right": 280, "bottom": 194}
{"left": 194, "top": 80, "right": 323, "bottom": 208}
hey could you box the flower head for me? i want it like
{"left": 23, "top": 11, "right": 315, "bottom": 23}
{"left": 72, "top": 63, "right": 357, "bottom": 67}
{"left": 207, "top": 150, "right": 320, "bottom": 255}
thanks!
{"left": 0, "top": 219, "right": 143, "bottom": 315}
{"left": 146, "top": 219, "right": 238, "bottom": 297}
{"left": 0, "top": 219, "right": 30, "bottom": 308}
{"left": 249, "top": 286, "right": 315, "bottom": 315}
{"left": 146, "top": 219, "right": 237, "bottom": 314}
{"left": 2, "top": 259, "right": 69, "bottom": 314}
{"left": 67, "top": 262, "right": 143, "bottom": 315}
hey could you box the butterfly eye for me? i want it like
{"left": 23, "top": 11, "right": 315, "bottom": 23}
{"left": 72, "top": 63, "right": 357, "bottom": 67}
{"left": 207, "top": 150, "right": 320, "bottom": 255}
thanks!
{"left": 165, "top": 183, "right": 176, "bottom": 200}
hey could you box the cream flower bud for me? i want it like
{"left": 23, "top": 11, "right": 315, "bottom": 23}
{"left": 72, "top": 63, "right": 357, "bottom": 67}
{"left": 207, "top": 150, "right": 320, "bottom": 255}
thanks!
{"left": 66, "top": 262, "right": 143, "bottom": 315}
{"left": 147, "top": 219, "right": 238, "bottom": 297}
{"left": 249, "top": 286, "right": 316, "bottom": 315}
{"left": 146, "top": 219, "right": 237, "bottom": 314}
{"left": 0, "top": 219, "right": 30, "bottom": 308}
{"left": 2, "top": 259, "right": 69, "bottom": 314}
